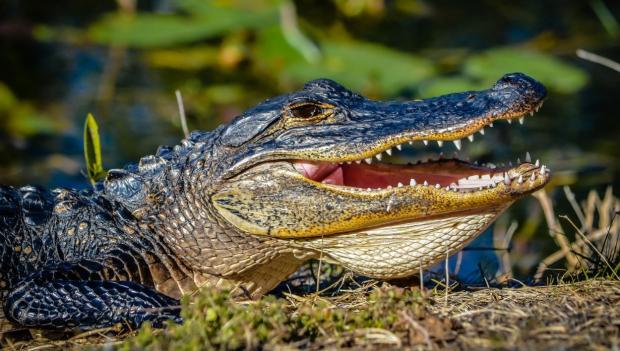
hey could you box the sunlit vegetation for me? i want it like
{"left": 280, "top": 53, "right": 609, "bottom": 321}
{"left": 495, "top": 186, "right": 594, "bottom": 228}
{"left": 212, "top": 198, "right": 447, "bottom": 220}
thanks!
{"left": 0, "top": 0, "right": 619, "bottom": 349}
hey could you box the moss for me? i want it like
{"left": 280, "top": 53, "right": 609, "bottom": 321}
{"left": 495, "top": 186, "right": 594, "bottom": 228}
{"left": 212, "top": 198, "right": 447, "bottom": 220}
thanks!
{"left": 118, "top": 285, "right": 434, "bottom": 350}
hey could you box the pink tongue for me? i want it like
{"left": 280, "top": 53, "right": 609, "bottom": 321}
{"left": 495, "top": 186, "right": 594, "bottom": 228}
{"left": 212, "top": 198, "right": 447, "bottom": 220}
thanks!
{"left": 294, "top": 162, "right": 340, "bottom": 182}
{"left": 321, "top": 167, "right": 344, "bottom": 185}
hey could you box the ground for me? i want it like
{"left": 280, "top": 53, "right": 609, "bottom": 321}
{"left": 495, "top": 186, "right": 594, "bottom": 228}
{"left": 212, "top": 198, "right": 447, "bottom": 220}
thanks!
{"left": 1, "top": 278, "right": 618, "bottom": 350}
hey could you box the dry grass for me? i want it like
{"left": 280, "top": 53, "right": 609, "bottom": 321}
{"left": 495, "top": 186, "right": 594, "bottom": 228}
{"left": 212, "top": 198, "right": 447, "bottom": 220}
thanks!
{"left": 3, "top": 279, "right": 618, "bottom": 350}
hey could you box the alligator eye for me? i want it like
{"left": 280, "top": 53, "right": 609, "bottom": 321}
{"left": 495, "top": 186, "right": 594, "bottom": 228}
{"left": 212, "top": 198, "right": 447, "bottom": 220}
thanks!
{"left": 286, "top": 102, "right": 332, "bottom": 120}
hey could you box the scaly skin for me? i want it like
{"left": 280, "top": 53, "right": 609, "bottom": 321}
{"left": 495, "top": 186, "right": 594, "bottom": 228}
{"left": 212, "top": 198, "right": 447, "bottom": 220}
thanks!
{"left": 0, "top": 73, "right": 548, "bottom": 331}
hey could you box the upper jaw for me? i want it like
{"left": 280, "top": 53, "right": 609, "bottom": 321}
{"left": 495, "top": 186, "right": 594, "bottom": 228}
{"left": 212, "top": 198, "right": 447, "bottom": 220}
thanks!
{"left": 224, "top": 73, "right": 546, "bottom": 179}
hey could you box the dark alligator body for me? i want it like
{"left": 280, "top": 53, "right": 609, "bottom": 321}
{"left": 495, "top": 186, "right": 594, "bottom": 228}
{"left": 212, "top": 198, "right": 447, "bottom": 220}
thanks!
{"left": 0, "top": 73, "right": 548, "bottom": 332}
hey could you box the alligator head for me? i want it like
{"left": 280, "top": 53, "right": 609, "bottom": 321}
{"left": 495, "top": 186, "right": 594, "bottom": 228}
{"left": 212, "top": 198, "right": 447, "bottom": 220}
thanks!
{"left": 111, "top": 73, "right": 548, "bottom": 296}
{"left": 205, "top": 72, "right": 548, "bottom": 280}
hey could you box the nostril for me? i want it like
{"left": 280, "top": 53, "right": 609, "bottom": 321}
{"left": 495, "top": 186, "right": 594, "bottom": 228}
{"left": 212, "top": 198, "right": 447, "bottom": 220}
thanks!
{"left": 495, "top": 72, "right": 535, "bottom": 90}
{"left": 494, "top": 73, "right": 547, "bottom": 100}
{"left": 498, "top": 73, "right": 521, "bottom": 86}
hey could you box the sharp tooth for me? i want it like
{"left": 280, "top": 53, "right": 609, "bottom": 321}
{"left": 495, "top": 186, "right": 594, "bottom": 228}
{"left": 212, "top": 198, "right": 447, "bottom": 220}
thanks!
{"left": 387, "top": 185, "right": 392, "bottom": 189}
{"left": 355, "top": 160, "right": 362, "bottom": 164}
{"left": 367, "top": 188, "right": 372, "bottom": 191}
{"left": 519, "top": 117, "right": 524, "bottom": 124}
{"left": 437, "top": 140, "right": 443, "bottom": 147}
{"left": 453, "top": 139, "right": 462, "bottom": 150}
{"left": 504, "top": 172, "right": 510, "bottom": 185}
{"left": 423, "top": 140, "right": 428, "bottom": 146}
{"left": 445, "top": 186, "right": 450, "bottom": 191}
{"left": 410, "top": 179, "right": 417, "bottom": 186}
{"left": 489, "top": 122, "right": 494, "bottom": 127}
{"left": 397, "top": 182, "right": 403, "bottom": 187}
{"left": 535, "top": 159, "right": 540, "bottom": 167}
{"left": 518, "top": 175, "right": 523, "bottom": 184}
{"left": 396, "top": 144, "right": 402, "bottom": 151}
{"left": 517, "top": 157, "right": 521, "bottom": 164}
{"left": 386, "top": 149, "right": 392, "bottom": 156}
{"left": 541, "top": 165, "right": 546, "bottom": 175}
{"left": 535, "top": 106, "right": 540, "bottom": 112}
{"left": 530, "top": 111, "right": 534, "bottom": 116}
{"left": 408, "top": 141, "right": 413, "bottom": 145}
{"left": 365, "top": 158, "right": 373, "bottom": 164}
{"left": 507, "top": 119, "right": 512, "bottom": 124}
{"left": 435, "top": 183, "right": 441, "bottom": 189}
{"left": 479, "top": 128, "right": 485, "bottom": 135}
{"left": 530, "top": 172, "right": 536, "bottom": 181}
{"left": 423, "top": 181, "right": 428, "bottom": 186}
{"left": 467, "top": 134, "right": 474, "bottom": 142}
{"left": 346, "top": 161, "right": 352, "bottom": 164}
{"left": 375, "top": 153, "right": 382, "bottom": 161}
{"left": 525, "top": 152, "right": 531, "bottom": 163}
{"left": 508, "top": 161, "right": 513, "bottom": 166}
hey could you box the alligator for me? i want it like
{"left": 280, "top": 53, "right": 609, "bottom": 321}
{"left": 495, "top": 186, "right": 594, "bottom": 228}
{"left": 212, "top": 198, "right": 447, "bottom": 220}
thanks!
{"left": 0, "top": 73, "right": 548, "bottom": 332}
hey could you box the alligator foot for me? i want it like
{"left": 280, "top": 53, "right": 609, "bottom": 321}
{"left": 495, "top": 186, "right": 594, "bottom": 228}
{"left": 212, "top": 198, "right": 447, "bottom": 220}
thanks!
{"left": 3, "top": 263, "right": 182, "bottom": 330}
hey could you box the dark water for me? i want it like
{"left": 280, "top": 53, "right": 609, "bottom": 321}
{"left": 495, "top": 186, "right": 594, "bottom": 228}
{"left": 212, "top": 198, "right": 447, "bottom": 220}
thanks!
{"left": 0, "top": 0, "right": 618, "bottom": 280}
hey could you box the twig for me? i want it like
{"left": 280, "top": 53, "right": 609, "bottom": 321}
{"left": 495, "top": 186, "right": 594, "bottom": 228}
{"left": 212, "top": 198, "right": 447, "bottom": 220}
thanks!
{"left": 563, "top": 186, "right": 586, "bottom": 229}
{"left": 445, "top": 246, "right": 449, "bottom": 305}
{"left": 279, "top": 1, "right": 321, "bottom": 64}
{"left": 175, "top": 90, "right": 190, "bottom": 139}
{"left": 454, "top": 250, "right": 463, "bottom": 276}
{"left": 533, "top": 190, "right": 580, "bottom": 269}
{"left": 419, "top": 261, "right": 424, "bottom": 291}
{"left": 399, "top": 311, "right": 432, "bottom": 349}
{"left": 576, "top": 49, "right": 620, "bottom": 73}
{"left": 316, "top": 237, "right": 324, "bottom": 294}
{"left": 560, "top": 215, "right": 620, "bottom": 280}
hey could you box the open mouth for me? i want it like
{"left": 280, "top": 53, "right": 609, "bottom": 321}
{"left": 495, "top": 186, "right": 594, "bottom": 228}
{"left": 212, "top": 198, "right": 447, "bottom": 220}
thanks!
{"left": 292, "top": 100, "right": 549, "bottom": 193}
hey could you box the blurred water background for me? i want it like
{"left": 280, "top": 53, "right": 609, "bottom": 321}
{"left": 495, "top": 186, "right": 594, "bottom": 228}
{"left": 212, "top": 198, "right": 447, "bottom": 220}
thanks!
{"left": 0, "top": 0, "right": 618, "bottom": 281}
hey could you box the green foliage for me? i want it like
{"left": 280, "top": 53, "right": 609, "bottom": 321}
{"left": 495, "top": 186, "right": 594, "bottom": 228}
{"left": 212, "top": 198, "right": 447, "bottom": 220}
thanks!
{"left": 0, "top": 82, "right": 58, "bottom": 136}
{"left": 83, "top": 113, "right": 106, "bottom": 185}
{"left": 464, "top": 48, "right": 589, "bottom": 94}
{"left": 119, "top": 286, "right": 429, "bottom": 350}
{"left": 87, "top": 3, "right": 278, "bottom": 48}
{"left": 256, "top": 25, "right": 435, "bottom": 94}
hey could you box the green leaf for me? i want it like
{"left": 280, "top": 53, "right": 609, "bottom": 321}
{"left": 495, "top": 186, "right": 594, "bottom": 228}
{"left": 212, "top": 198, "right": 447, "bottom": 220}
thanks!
{"left": 83, "top": 113, "right": 106, "bottom": 185}
{"left": 291, "top": 41, "right": 435, "bottom": 95}
{"left": 418, "top": 76, "right": 486, "bottom": 99}
{"left": 464, "top": 48, "right": 589, "bottom": 94}
{"left": 256, "top": 26, "right": 435, "bottom": 95}
{"left": 87, "top": 4, "right": 278, "bottom": 48}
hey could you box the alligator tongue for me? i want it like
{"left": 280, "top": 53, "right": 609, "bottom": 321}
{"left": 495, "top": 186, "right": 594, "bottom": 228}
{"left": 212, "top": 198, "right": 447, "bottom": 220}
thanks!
{"left": 293, "top": 161, "right": 466, "bottom": 189}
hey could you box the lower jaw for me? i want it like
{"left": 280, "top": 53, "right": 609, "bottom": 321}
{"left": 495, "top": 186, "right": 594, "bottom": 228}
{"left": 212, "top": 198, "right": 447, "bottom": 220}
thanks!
{"left": 294, "top": 207, "right": 506, "bottom": 279}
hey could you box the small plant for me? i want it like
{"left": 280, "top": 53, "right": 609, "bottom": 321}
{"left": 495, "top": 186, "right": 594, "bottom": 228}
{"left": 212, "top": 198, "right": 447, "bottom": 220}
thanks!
{"left": 83, "top": 113, "right": 107, "bottom": 186}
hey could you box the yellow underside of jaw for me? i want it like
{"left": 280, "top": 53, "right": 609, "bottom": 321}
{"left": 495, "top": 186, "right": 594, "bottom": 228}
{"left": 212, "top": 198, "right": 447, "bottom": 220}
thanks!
{"left": 294, "top": 209, "right": 505, "bottom": 279}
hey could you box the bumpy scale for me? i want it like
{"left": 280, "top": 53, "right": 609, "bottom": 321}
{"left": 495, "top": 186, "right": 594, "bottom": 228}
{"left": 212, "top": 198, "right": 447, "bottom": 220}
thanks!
{"left": 1, "top": 73, "right": 549, "bottom": 331}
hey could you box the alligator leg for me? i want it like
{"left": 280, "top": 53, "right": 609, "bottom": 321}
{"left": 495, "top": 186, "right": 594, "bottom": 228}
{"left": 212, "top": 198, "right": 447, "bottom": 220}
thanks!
{"left": 3, "top": 261, "right": 182, "bottom": 330}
